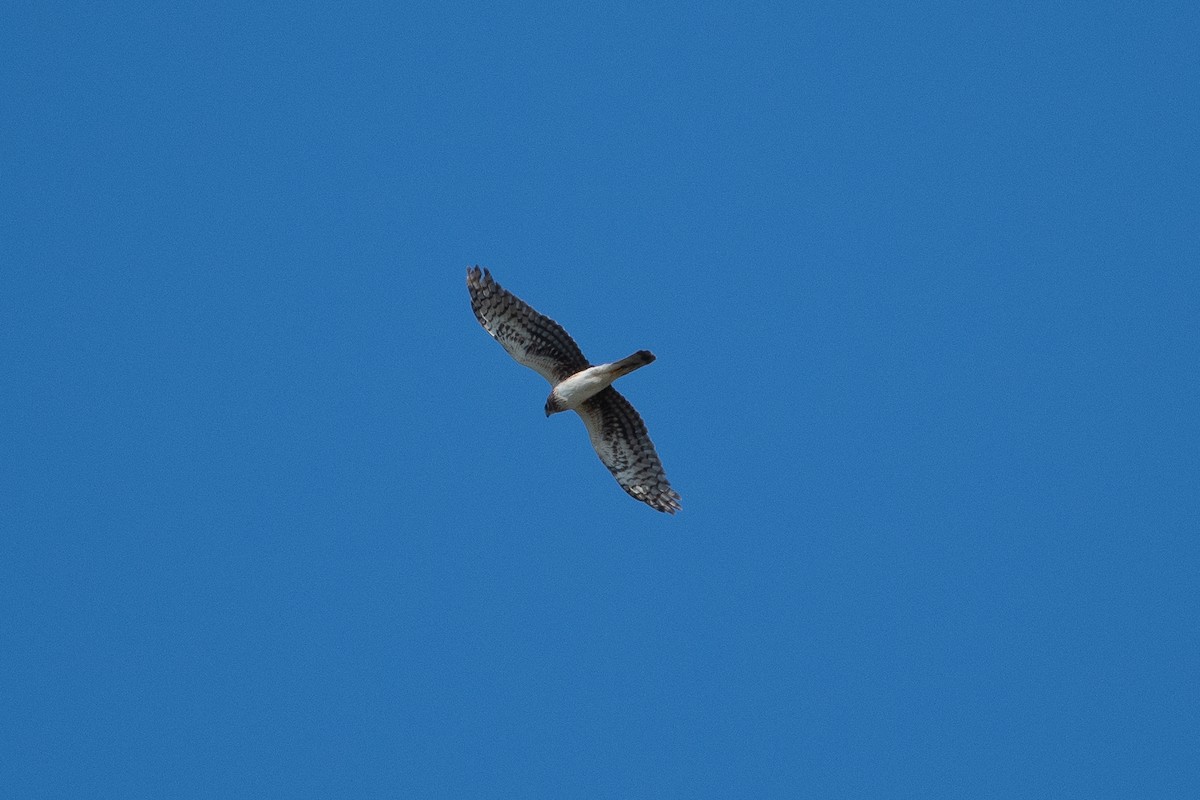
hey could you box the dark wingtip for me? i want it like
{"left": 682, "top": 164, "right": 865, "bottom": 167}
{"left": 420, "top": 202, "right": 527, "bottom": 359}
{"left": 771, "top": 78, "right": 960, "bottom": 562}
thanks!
{"left": 466, "top": 265, "right": 492, "bottom": 289}
{"left": 632, "top": 484, "right": 681, "bottom": 514}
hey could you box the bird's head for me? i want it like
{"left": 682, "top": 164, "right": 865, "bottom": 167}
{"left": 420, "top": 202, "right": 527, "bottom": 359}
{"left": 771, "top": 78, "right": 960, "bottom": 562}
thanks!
{"left": 545, "top": 394, "right": 567, "bottom": 417}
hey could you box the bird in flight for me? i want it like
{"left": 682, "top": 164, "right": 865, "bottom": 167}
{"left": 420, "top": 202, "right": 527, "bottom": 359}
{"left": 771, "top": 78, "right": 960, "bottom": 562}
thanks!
{"left": 467, "top": 266, "right": 681, "bottom": 514}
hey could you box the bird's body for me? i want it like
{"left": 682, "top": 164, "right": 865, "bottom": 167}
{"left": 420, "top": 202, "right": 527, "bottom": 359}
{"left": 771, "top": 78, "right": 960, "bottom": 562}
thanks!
{"left": 546, "top": 351, "right": 655, "bottom": 415}
{"left": 466, "top": 267, "right": 680, "bottom": 514}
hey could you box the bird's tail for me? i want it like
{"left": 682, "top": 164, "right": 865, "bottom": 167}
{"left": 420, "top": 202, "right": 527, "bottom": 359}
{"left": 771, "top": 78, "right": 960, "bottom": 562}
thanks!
{"left": 610, "top": 350, "right": 656, "bottom": 378}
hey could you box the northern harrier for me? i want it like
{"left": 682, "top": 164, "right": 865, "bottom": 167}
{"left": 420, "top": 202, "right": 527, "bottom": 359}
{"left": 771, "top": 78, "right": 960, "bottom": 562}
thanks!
{"left": 467, "top": 266, "right": 681, "bottom": 514}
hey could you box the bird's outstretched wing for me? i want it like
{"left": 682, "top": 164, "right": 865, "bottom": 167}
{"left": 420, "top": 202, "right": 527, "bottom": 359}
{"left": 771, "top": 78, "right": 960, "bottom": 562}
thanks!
{"left": 577, "top": 387, "right": 681, "bottom": 514}
{"left": 467, "top": 266, "right": 590, "bottom": 384}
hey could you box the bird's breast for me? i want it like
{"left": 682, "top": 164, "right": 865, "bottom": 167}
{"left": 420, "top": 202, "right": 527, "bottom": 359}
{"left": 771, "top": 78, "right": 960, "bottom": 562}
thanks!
{"left": 552, "top": 365, "right": 616, "bottom": 409}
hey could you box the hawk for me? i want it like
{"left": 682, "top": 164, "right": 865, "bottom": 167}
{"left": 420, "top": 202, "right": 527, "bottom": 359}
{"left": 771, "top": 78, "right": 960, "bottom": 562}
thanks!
{"left": 467, "top": 266, "right": 681, "bottom": 514}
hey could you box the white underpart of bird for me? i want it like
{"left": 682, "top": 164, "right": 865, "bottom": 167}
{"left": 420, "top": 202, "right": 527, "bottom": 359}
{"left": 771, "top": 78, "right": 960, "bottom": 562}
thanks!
{"left": 548, "top": 352, "right": 655, "bottom": 414}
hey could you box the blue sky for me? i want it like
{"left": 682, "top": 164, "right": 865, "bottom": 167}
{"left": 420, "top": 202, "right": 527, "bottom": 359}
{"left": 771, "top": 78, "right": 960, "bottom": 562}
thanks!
{"left": 2, "top": 1, "right": 1197, "bottom": 797}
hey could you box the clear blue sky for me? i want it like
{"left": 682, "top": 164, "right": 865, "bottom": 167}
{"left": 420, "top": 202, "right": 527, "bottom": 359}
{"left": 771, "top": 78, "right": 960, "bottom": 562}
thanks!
{"left": 2, "top": 2, "right": 1197, "bottom": 797}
